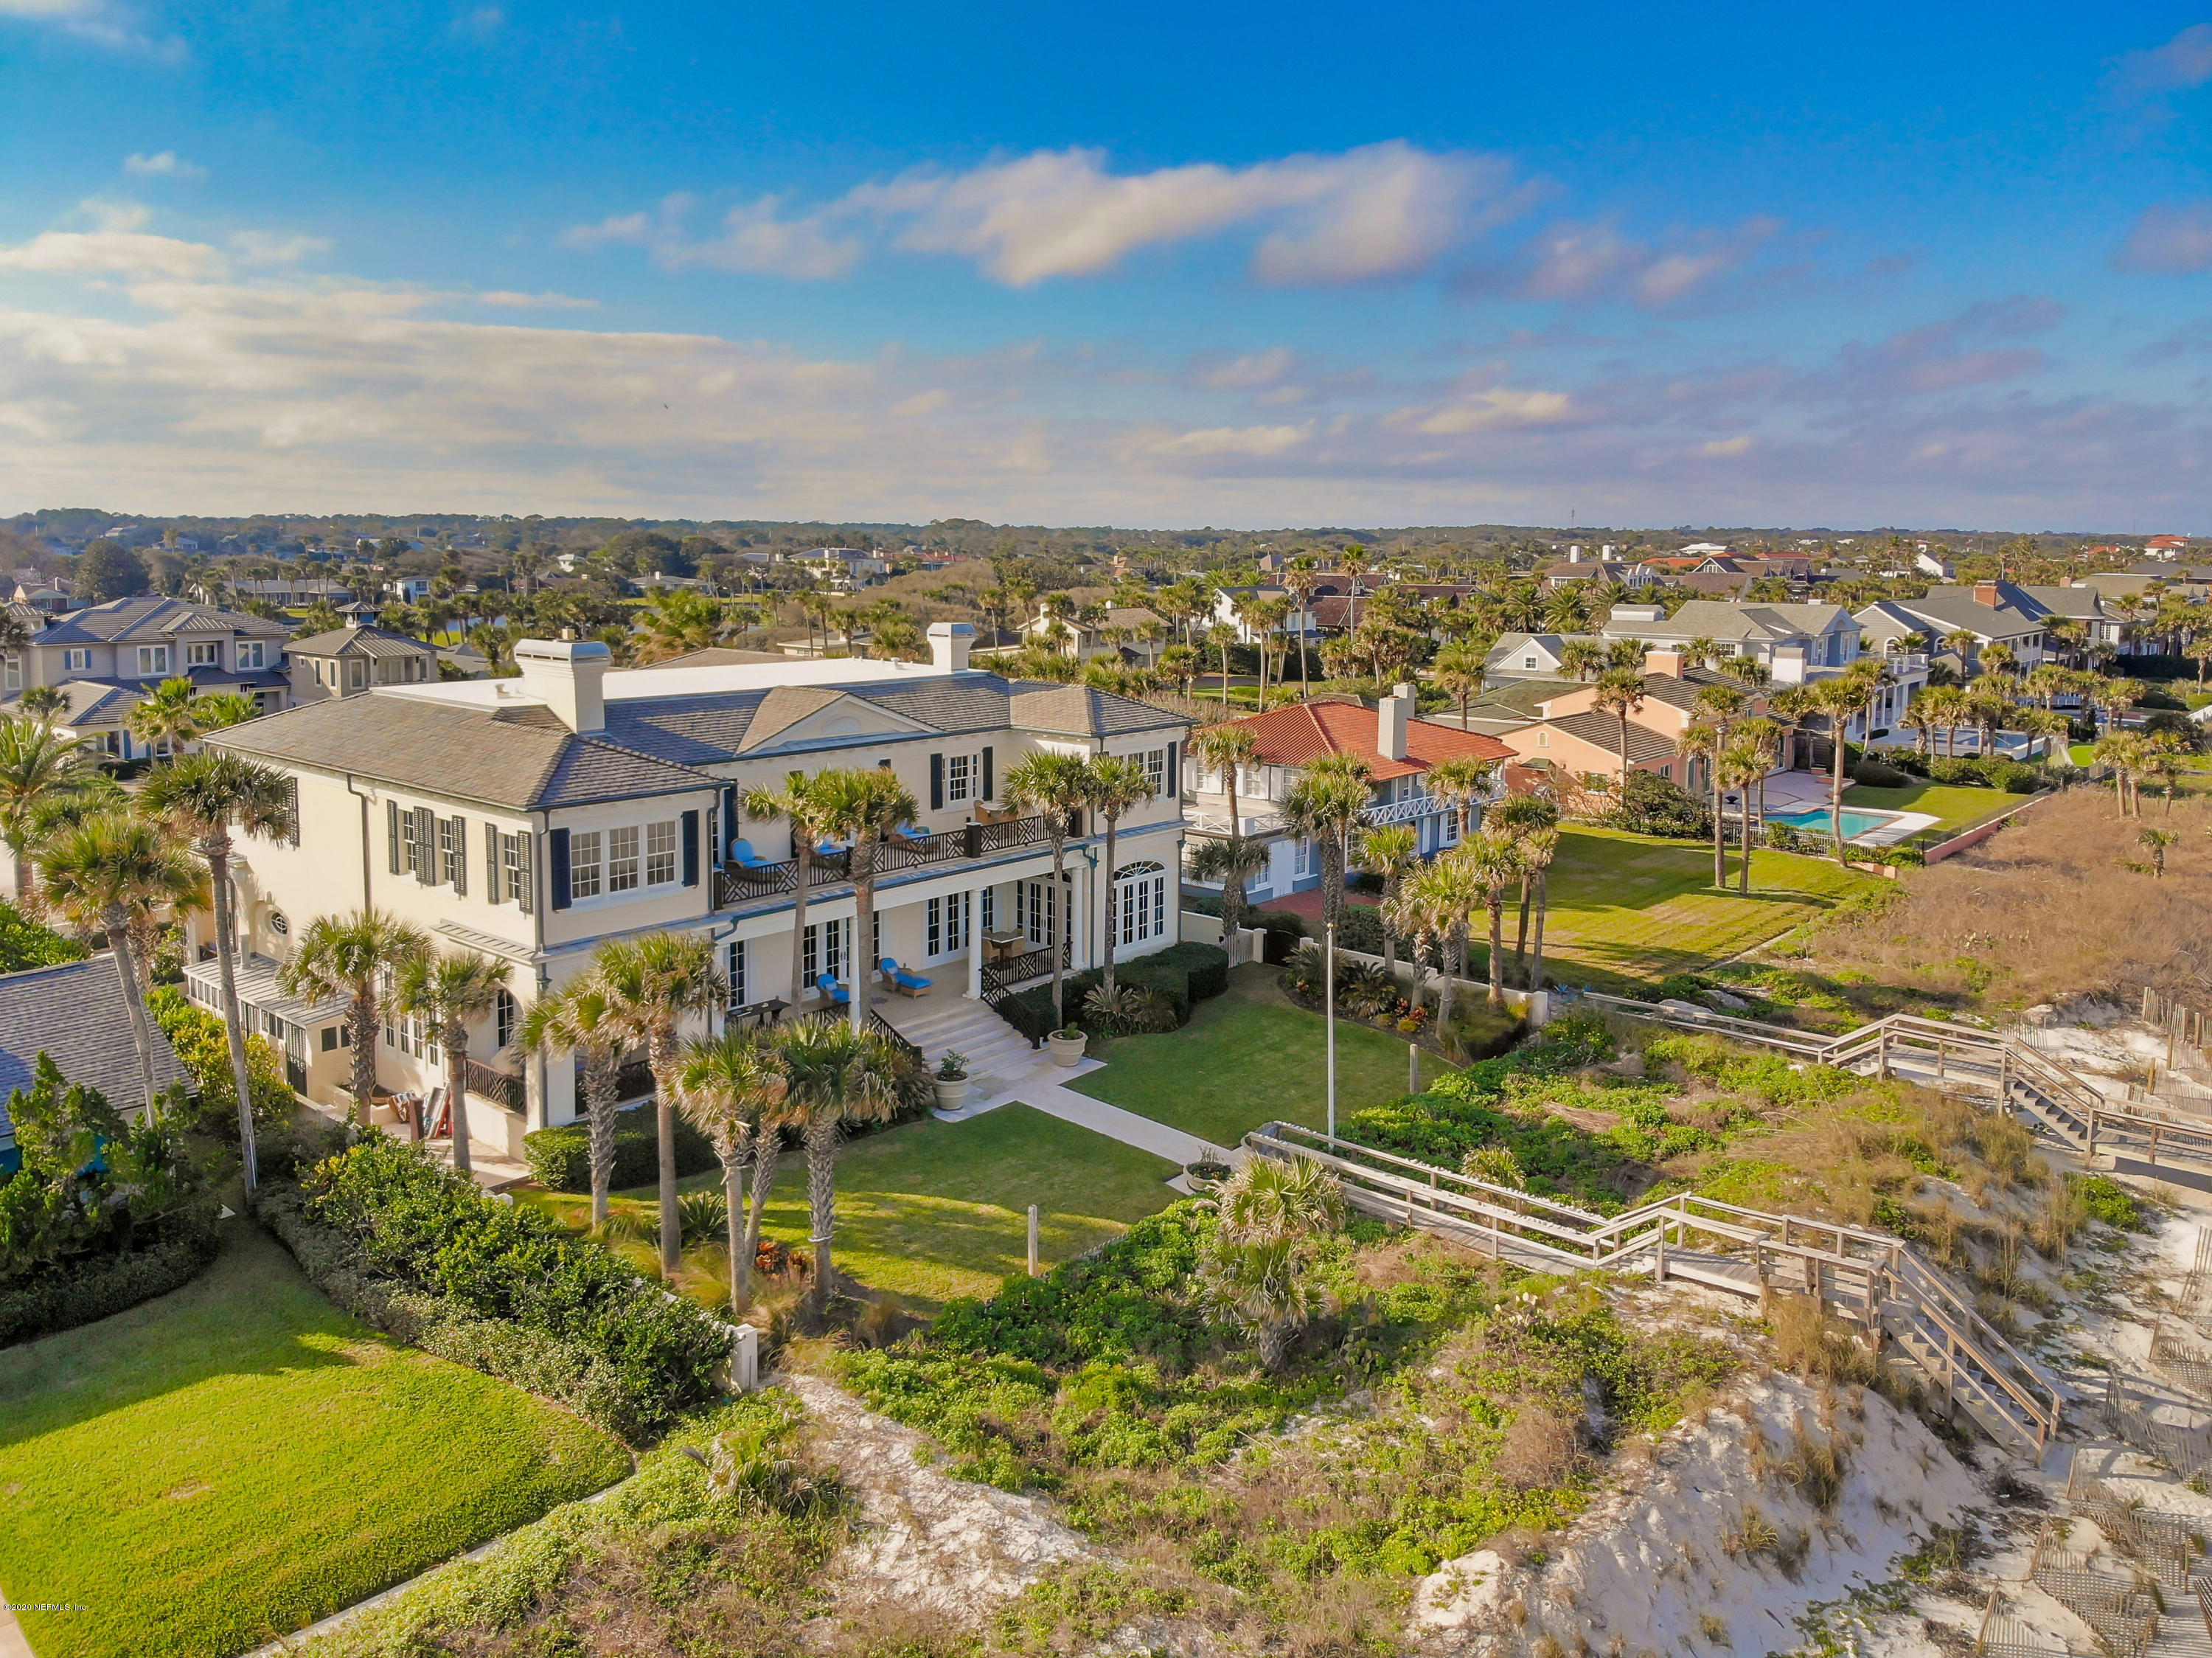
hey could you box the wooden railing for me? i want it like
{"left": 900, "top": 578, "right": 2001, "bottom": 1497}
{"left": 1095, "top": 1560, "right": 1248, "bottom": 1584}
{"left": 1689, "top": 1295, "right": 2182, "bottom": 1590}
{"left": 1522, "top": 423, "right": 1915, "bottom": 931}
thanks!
{"left": 1572, "top": 991, "right": 2212, "bottom": 1177}
{"left": 1245, "top": 1120, "right": 2065, "bottom": 1453}
{"left": 978, "top": 939, "right": 1071, "bottom": 1000}
{"left": 460, "top": 1055, "right": 524, "bottom": 1111}
{"left": 713, "top": 811, "right": 1074, "bottom": 909}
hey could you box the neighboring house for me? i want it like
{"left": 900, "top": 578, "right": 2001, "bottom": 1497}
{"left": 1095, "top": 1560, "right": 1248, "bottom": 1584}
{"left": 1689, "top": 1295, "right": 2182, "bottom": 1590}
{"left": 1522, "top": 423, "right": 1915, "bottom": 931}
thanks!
{"left": 227, "top": 577, "right": 355, "bottom": 608}
{"left": 1023, "top": 602, "right": 1166, "bottom": 662}
{"left": 1208, "top": 586, "right": 1321, "bottom": 648}
{"left": 1916, "top": 549, "right": 1955, "bottom": 580}
{"left": 795, "top": 548, "right": 891, "bottom": 591}
{"left": 1856, "top": 582, "right": 2049, "bottom": 674}
{"left": 203, "top": 625, "right": 1191, "bottom": 1154}
{"left": 630, "top": 573, "right": 718, "bottom": 596}
{"left": 288, "top": 625, "right": 441, "bottom": 701}
{"left": 1180, "top": 688, "right": 1513, "bottom": 903}
{"left": 1601, "top": 600, "right": 1863, "bottom": 682}
{"left": 1484, "top": 633, "right": 1596, "bottom": 680}
{"left": 2146, "top": 535, "right": 2189, "bottom": 559}
{"left": 0, "top": 597, "right": 296, "bottom": 758}
{"left": 10, "top": 582, "right": 72, "bottom": 616}
{"left": 0, "top": 957, "right": 189, "bottom": 1165}
{"left": 647, "top": 646, "right": 790, "bottom": 669}
{"left": 385, "top": 577, "right": 434, "bottom": 603}
{"left": 2014, "top": 586, "right": 2129, "bottom": 655}
{"left": 1491, "top": 651, "right": 1767, "bottom": 795}
{"left": 1538, "top": 557, "right": 1656, "bottom": 590}
{"left": 1498, "top": 710, "right": 1682, "bottom": 794}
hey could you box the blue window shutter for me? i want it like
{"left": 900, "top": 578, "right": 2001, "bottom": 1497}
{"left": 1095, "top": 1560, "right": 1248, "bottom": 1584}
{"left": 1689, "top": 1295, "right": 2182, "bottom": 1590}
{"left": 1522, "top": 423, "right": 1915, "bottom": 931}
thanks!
{"left": 1167, "top": 741, "right": 1178, "bottom": 799}
{"left": 981, "top": 745, "right": 993, "bottom": 800}
{"left": 721, "top": 786, "right": 737, "bottom": 851}
{"left": 549, "top": 828, "right": 571, "bottom": 909}
{"left": 386, "top": 799, "right": 400, "bottom": 872}
{"left": 929, "top": 752, "right": 944, "bottom": 811}
{"left": 681, "top": 811, "right": 700, "bottom": 887}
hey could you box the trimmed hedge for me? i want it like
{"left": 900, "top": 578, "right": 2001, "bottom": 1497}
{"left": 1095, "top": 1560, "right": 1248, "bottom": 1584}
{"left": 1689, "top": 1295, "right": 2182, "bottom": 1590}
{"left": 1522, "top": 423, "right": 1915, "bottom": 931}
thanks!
{"left": 1013, "top": 941, "right": 1231, "bottom": 1033}
{"left": 0, "top": 1205, "right": 220, "bottom": 1347}
{"left": 270, "top": 1134, "right": 732, "bottom": 1441}
{"left": 524, "top": 1103, "right": 720, "bottom": 1194}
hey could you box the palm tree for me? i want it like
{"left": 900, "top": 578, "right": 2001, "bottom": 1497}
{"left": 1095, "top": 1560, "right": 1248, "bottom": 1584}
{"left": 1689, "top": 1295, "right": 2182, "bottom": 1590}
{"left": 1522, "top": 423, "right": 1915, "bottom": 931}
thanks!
{"left": 0, "top": 715, "right": 91, "bottom": 903}
{"left": 190, "top": 690, "right": 262, "bottom": 733}
{"left": 1591, "top": 667, "right": 1648, "bottom": 790}
{"left": 1281, "top": 756, "right": 1372, "bottom": 931}
{"left": 769, "top": 1019, "right": 904, "bottom": 1309}
{"left": 810, "top": 766, "right": 920, "bottom": 1035}
{"left": 1518, "top": 825, "right": 1560, "bottom": 992}
{"left": 1002, "top": 751, "right": 1093, "bottom": 1027}
{"left": 1187, "top": 721, "right": 1259, "bottom": 840}
{"left": 1158, "top": 644, "right": 1201, "bottom": 701}
{"left": 742, "top": 773, "right": 837, "bottom": 1013}
{"left": 139, "top": 752, "right": 297, "bottom": 1190}
{"left": 675, "top": 1027, "right": 791, "bottom": 1317}
{"left": 125, "top": 676, "right": 204, "bottom": 758}
{"left": 1085, "top": 754, "right": 1157, "bottom": 996}
{"left": 1558, "top": 639, "right": 1604, "bottom": 681}
{"left": 1206, "top": 622, "right": 1238, "bottom": 708}
{"left": 1198, "top": 1153, "right": 1346, "bottom": 1371}
{"left": 1809, "top": 669, "right": 1877, "bottom": 863}
{"left": 15, "top": 686, "right": 64, "bottom": 723}
{"left": 1279, "top": 558, "right": 1320, "bottom": 698}
{"left": 38, "top": 813, "right": 186, "bottom": 1114}
{"left": 394, "top": 950, "right": 511, "bottom": 1179}
{"left": 1424, "top": 755, "right": 1494, "bottom": 840}
{"left": 1463, "top": 831, "right": 1524, "bottom": 1013}
{"left": 1688, "top": 683, "right": 1747, "bottom": 887}
{"left": 1189, "top": 836, "right": 1267, "bottom": 961}
{"left": 588, "top": 932, "right": 728, "bottom": 1274}
{"left": 1356, "top": 824, "right": 1419, "bottom": 981}
{"left": 1386, "top": 848, "right": 1479, "bottom": 1033}
{"left": 1486, "top": 793, "right": 1559, "bottom": 985}
{"left": 1719, "top": 737, "right": 1772, "bottom": 894}
{"left": 520, "top": 978, "right": 627, "bottom": 1227}
{"left": 1429, "top": 642, "right": 1487, "bottom": 728}
{"left": 277, "top": 909, "right": 430, "bottom": 1126}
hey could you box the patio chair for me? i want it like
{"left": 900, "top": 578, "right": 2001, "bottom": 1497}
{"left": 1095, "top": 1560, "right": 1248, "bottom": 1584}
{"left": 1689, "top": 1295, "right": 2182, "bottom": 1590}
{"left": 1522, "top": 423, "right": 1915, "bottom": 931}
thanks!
{"left": 817, "top": 972, "right": 849, "bottom": 1007}
{"left": 881, "top": 957, "right": 932, "bottom": 996}
{"left": 728, "top": 838, "right": 777, "bottom": 873}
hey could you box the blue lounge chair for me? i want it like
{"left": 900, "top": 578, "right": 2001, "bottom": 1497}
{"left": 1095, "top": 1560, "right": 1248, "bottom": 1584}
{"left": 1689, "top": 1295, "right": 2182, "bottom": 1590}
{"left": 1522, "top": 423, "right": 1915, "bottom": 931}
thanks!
{"left": 882, "top": 957, "right": 932, "bottom": 996}
{"left": 728, "top": 837, "right": 776, "bottom": 873}
{"left": 817, "top": 972, "right": 849, "bottom": 1007}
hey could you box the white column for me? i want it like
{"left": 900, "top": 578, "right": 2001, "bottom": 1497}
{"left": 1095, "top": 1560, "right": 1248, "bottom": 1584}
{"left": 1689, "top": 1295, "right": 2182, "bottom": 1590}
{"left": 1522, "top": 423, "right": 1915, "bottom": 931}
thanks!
{"left": 967, "top": 884, "right": 985, "bottom": 999}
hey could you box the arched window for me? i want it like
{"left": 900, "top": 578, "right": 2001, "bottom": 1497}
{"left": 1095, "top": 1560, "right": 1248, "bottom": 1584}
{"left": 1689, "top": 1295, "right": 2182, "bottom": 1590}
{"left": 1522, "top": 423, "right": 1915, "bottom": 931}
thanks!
{"left": 1111, "top": 861, "right": 1169, "bottom": 948}
{"left": 494, "top": 988, "right": 518, "bottom": 1052}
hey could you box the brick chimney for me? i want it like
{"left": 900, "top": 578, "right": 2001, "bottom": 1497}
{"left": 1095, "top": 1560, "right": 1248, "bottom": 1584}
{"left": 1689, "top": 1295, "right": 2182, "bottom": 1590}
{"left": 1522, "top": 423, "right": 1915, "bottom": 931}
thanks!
{"left": 1974, "top": 582, "right": 2001, "bottom": 607}
{"left": 1377, "top": 687, "right": 1410, "bottom": 761}
{"left": 1646, "top": 649, "right": 1685, "bottom": 677}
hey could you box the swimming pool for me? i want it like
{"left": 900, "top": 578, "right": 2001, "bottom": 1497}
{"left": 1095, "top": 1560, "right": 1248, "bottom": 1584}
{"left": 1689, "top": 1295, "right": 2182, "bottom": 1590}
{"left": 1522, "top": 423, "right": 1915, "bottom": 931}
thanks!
{"left": 1766, "top": 807, "right": 1896, "bottom": 841}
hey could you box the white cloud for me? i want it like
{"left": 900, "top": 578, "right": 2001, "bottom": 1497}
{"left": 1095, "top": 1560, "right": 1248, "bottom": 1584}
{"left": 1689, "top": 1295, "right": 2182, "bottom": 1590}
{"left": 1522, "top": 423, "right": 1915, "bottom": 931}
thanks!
{"left": 2117, "top": 201, "right": 2212, "bottom": 274}
{"left": 1150, "top": 423, "right": 1310, "bottom": 457}
{"left": 1702, "top": 435, "right": 1753, "bottom": 456}
{"left": 0, "top": 0, "right": 100, "bottom": 15}
{"left": 566, "top": 142, "right": 1523, "bottom": 288}
{"left": 1388, "top": 386, "right": 1574, "bottom": 436}
{"left": 477, "top": 290, "right": 599, "bottom": 310}
{"left": 2110, "top": 23, "right": 2212, "bottom": 103}
{"left": 229, "top": 230, "right": 330, "bottom": 265}
{"left": 124, "top": 150, "right": 205, "bottom": 181}
{"left": 1514, "top": 215, "right": 1782, "bottom": 308}
{"left": 0, "top": 228, "right": 222, "bottom": 279}
{"left": 0, "top": 0, "right": 184, "bottom": 58}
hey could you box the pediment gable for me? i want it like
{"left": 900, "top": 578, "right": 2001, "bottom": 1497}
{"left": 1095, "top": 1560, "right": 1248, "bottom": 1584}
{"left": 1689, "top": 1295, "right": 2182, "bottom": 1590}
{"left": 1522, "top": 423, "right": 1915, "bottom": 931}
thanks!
{"left": 736, "top": 686, "right": 936, "bottom": 752}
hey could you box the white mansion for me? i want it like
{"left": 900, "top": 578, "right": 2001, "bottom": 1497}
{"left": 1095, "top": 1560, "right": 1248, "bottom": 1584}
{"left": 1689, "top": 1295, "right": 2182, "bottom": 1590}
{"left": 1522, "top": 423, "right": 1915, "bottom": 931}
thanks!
{"left": 201, "top": 625, "right": 1190, "bottom": 1159}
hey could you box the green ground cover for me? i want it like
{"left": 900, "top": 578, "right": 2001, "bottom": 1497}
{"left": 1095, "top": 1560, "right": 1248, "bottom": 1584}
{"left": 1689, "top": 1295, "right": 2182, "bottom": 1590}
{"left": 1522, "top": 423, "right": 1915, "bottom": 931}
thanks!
{"left": 1069, "top": 968, "right": 1439, "bottom": 1145}
{"left": 0, "top": 1221, "right": 629, "bottom": 1658}
{"left": 1841, "top": 780, "right": 2033, "bottom": 830}
{"left": 1529, "top": 825, "right": 1882, "bottom": 993}
{"left": 528, "top": 1103, "right": 1182, "bottom": 1314}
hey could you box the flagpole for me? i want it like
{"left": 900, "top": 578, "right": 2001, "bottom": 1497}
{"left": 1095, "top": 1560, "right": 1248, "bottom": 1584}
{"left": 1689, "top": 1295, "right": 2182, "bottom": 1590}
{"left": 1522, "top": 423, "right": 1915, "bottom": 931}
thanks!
{"left": 1325, "top": 919, "right": 1337, "bottom": 1141}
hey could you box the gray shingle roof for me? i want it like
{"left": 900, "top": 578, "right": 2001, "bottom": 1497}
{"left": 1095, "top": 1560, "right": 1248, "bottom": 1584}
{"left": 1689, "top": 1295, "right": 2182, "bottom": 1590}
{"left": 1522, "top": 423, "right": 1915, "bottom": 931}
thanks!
{"left": 0, "top": 956, "right": 187, "bottom": 1126}
{"left": 37, "top": 596, "right": 291, "bottom": 646}
{"left": 1005, "top": 683, "right": 1183, "bottom": 735}
{"left": 212, "top": 695, "right": 712, "bottom": 810}
{"left": 1540, "top": 710, "right": 1680, "bottom": 764}
{"left": 289, "top": 624, "right": 437, "bottom": 659}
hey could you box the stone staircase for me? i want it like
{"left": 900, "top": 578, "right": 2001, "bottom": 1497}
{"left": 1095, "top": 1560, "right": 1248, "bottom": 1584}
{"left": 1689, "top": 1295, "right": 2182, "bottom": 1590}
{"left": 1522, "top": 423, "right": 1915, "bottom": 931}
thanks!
{"left": 884, "top": 997, "right": 1040, "bottom": 1104}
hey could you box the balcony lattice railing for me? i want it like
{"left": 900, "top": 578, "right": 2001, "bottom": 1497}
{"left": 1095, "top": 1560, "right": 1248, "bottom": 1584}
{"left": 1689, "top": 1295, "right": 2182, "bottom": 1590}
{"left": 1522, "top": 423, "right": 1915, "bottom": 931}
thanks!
{"left": 460, "top": 1055, "right": 524, "bottom": 1112}
{"left": 713, "top": 810, "right": 1079, "bottom": 909}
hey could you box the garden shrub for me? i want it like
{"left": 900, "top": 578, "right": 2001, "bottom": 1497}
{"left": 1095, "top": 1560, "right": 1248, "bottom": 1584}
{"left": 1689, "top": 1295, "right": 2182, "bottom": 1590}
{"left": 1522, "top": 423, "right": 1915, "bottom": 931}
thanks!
{"left": 1018, "top": 955, "right": 1203, "bottom": 1033}
{"left": 0, "top": 903, "right": 86, "bottom": 974}
{"left": 1253, "top": 910, "right": 1306, "bottom": 963}
{"left": 1927, "top": 756, "right": 1992, "bottom": 787}
{"left": 0, "top": 1055, "right": 218, "bottom": 1345}
{"left": 1887, "top": 749, "right": 1931, "bottom": 777}
{"left": 145, "top": 983, "right": 296, "bottom": 1138}
{"left": 1984, "top": 760, "right": 2045, "bottom": 794}
{"left": 2070, "top": 1173, "right": 2143, "bottom": 1230}
{"left": 272, "top": 1134, "right": 733, "bottom": 1439}
{"left": 524, "top": 1103, "right": 721, "bottom": 1193}
{"left": 1851, "top": 758, "right": 1910, "bottom": 788}
{"left": 1606, "top": 770, "right": 1711, "bottom": 838}
{"left": 1147, "top": 940, "right": 1231, "bottom": 1001}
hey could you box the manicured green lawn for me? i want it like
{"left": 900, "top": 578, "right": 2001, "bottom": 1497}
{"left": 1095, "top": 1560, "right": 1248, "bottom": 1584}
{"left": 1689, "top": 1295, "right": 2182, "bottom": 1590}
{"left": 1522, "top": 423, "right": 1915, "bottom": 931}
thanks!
{"left": 1840, "top": 780, "right": 2020, "bottom": 830}
{"left": 1529, "top": 825, "right": 1882, "bottom": 993}
{"left": 0, "top": 1221, "right": 628, "bottom": 1658}
{"left": 534, "top": 1103, "right": 1183, "bottom": 1314}
{"left": 1071, "top": 968, "right": 1444, "bottom": 1147}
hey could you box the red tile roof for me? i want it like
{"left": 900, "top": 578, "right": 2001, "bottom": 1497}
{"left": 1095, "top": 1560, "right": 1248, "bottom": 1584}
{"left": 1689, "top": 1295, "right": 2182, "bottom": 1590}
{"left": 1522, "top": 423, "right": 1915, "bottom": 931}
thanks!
{"left": 1225, "top": 699, "right": 1514, "bottom": 782}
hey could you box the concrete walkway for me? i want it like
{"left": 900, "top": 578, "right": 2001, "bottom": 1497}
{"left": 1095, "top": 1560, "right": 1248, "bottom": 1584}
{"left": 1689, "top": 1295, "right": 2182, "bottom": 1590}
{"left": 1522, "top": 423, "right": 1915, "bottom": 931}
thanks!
{"left": 936, "top": 1047, "right": 1232, "bottom": 1170}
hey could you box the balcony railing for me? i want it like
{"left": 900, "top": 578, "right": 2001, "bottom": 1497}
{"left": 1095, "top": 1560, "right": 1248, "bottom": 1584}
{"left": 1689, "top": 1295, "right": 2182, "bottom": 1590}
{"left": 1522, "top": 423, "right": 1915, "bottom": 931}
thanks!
{"left": 461, "top": 1055, "right": 524, "bottom": 1112}
{"left": 1187, "top": 808, "right": 1287, "bottom": 836}
{"left": 979, "top": 938, "right": 1072, "bottom": 1000}
{"left": 712, "top": 810, "right": 1078, "bottom": 910}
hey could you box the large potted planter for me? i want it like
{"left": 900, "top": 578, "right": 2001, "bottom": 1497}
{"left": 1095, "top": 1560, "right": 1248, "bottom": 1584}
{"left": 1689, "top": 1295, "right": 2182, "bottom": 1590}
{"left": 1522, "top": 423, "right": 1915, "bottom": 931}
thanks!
{"left": 1046, "top": 1026, "right": 1088, "bottom": 1068}
{"left": 933, "top": 1052, "right": 973, "bottom": 1111}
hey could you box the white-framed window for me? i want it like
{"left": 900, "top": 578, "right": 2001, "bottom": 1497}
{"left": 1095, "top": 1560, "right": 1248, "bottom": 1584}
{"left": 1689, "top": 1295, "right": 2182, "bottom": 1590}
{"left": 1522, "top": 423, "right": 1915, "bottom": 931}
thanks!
{"left": 1142, "top": 748, "right": 1166, "bottom": 795}
{"left": 1523, "top": 655, "right": 1538, "bottom": 669}
{"left": 501, "top": 832, "right": 531, "bottom": 910}
{"left": 1294, "top": 839, "right": 1321, "bottom": 879}
{"left": 186, "top": 641, "right": 222, "bottom": 667}
{"left": 802, "top": 919, "right": 845, "bottom": 988}
{"left": 569, "top": 830, "right": 603, "bottom": 901}
{"left": 608, "top": 826, "right": 641, "bottom": 892}
{"left": 238, "top": 640, "right": 265, "bottom": 669}
{"left": 727, "top": 939, "right": 748, "bottom": 1007}
{"left": 1018, "top": 876, "right": 1062, "bottom": 947}
{"left": 1113, "top": 861, "right": 1168, "bottom": 947}
{"left": 644, "top": 819, "right": 678, "bottom": 887}
{"left": 63, "top": 648, "right": 89, "bottom": 673}
{"left": 981, "top": 885, "right": 995, "bottom": 932}
{"left": 925, "top": 892, "right": 971, "bottom": 961}
{"left": 136, "top": 645, "right": 170, "bottom": 675}
{"left": 945, "top": 752, "right": 974, "bottom": 802}
{"left": 494, "top": 989, "right": 518, "bottom": 1051}
{"left": 348, "top": 659, "right": 366, "bottom": 690}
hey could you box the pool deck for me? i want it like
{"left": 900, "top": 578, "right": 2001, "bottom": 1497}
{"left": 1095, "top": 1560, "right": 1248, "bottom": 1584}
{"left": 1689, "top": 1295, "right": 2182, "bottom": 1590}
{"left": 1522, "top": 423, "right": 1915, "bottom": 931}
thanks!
{"left": 1722, "top": 771, "right": 1937, "bottom": 847}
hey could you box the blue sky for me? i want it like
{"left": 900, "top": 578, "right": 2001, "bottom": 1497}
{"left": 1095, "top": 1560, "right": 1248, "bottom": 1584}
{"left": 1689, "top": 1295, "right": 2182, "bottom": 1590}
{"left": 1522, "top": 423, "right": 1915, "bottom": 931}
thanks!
{"left": 3, "top": 3, "right": 2212, "bottom": 530}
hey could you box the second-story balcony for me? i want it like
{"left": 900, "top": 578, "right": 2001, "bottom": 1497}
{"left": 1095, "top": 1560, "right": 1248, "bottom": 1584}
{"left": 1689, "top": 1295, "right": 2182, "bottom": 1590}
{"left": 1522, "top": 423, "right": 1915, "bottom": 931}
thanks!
{"left": 712, "top": 808, "right": 1082, "bottom": 910}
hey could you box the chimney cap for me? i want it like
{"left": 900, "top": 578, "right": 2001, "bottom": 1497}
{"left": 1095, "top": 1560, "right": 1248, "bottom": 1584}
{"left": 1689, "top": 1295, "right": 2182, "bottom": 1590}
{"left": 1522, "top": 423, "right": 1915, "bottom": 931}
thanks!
{"left": 515, "top": 637, "right": 611, "bottom": 665}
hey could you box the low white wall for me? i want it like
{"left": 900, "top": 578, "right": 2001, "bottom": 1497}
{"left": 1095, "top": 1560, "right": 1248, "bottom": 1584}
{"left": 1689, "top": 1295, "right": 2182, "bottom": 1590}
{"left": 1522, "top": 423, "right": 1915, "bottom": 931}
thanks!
{"left": 1179, "top": 909, "right": 1265, "bottom": 965}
